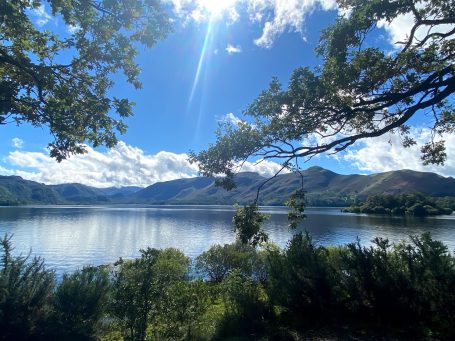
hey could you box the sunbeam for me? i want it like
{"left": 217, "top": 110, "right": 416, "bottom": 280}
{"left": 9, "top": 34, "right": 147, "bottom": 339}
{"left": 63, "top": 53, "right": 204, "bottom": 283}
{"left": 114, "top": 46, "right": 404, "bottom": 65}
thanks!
{"left": 188, "top": 17, "right": 216, "bottom": 104}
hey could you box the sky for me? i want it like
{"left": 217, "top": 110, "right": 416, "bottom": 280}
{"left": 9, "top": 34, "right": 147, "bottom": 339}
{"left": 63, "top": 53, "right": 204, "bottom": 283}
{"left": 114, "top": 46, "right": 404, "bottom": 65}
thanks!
{"left": 1, "top": 0, "right": 454, "bottom": 187}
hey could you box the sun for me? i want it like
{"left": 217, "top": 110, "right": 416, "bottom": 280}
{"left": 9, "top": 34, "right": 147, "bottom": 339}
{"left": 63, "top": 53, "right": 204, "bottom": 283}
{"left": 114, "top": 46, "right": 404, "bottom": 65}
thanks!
{"left": 198, "top": 0, "right": 238, "bottom": 17}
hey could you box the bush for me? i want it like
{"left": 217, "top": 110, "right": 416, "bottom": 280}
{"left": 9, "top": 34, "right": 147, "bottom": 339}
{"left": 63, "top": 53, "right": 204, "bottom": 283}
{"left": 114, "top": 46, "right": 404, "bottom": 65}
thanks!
{"left": 1, "top": 232, "right": 454, "bottom": 339}
{"left": 110, "top": 247, "right": 190, "bottom": 341}
{"left": 265, "top": 232, "right": 342, "bottom": 327}
{"left": 338, "top": 233, "right": 455, "bottom": 338}
{"left": 195, "top": 242, "right": 261, "bottom": 283}
{"left": 0, "top": 234, "right": 55, "bottom": 340}
{"left": 158, "top": 280, "right": 212, "bottom": 339}
{"left": 53, "top": 266, "right": 110, "bottom": 339}
{"left": 216, "top": 269, "right": 269, "bottom": 338}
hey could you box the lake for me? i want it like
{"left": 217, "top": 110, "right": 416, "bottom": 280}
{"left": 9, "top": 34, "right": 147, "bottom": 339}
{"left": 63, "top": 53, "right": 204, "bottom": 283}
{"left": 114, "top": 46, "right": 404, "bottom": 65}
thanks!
{"left": 0, "top": 205, "right": 453, "bottom": 275}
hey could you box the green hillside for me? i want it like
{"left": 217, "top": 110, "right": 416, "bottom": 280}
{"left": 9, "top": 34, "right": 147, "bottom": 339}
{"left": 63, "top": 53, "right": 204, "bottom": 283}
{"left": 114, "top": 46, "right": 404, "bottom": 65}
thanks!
{"left": 0, "top": 176, "right": 58, "bottom": 205}
{"left": 130, "top": 167, "right": 455, "bottom": 206}
{"left": 0, "top": 167, "right": 454, "bottom": 206}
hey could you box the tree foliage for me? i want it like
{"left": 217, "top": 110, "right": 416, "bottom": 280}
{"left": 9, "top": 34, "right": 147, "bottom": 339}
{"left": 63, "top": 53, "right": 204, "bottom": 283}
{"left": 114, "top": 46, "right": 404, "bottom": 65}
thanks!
{"left": 0, "top": 0, "right": 170, "bottom": 160}
{"left": 110, "top": 247, "right": 189, "bottom": 341}
{"left": 191, "top": 0, "right": 455, "bottom": 177}
{"left": 195, "top": 242, "right": 263, "bottom": 283}
{"left": 232, "top": 204, "right": 269, "bottom": 247}
{"left": 1, "top": 234, "right": 455, "bottom": 339}
{"left": 0, "top": 234, "right": 55, "bottom": 339}
{"left": 158, "top": 280, "right": 212, "bottom": 339}
{"left": 343, "top": 192, "right": 454, "bottom": 215}
{"left": 53, "top": 266, "right": 110, "bottom": 339}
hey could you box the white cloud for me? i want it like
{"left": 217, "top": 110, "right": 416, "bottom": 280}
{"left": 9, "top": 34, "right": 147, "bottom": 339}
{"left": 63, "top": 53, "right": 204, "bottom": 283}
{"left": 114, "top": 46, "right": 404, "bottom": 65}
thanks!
{"left": 6, "top": 142, "right": 198, "bottom": 188}
{"left": 166, "top": 0, "right": 338, "bottom": 47}
{"left": 167, "top": 0, "right": 241, "bottom": 22}
{"left": 377, "top": 1, "right": 454, "bottom": 49}
{"left": 237, "top": 159, "right": 290, "bottom": 177}
{"left": 226, "top": 44, "right": 242, "bottom": 54}
{"left": 0, "top": 165, "right": 15, "bottom": 176}
{"left": 377, "top": 12, "right": 415, "bottom": 46}
{"left": 251, "top": 0, "right": 337, "bottom": 48}
{"left": 32, "top": 4, "right": 52, "bottom": 27}
{"left": 2, "top": 141, "right": 287, "bottom": 187}
{"left": 343, "top": 128, "right": 455, "bottom": 178}
{"left": 11, "top": 138, "right": 24, "bottom": 149}
{"left": 220, "top": 112, "right": 243, "bottom": 126}
{"left": 167, "top": 1, "right": 453, "bottom": 49}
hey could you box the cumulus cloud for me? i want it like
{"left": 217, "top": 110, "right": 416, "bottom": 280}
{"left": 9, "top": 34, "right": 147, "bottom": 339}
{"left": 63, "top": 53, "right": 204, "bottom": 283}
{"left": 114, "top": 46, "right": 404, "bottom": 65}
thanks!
{"left": 32, "top": 4, "right": 52, "bottom": 27}
{"left": 250, "top": 0, "right": 337, "bottom": 48}
{"left": 225, "top": 44, "right": 242, "bottom": 54}
{"left": 167, "top": 0, "right": 241, "bottom": 23}
{"left": 6, "top": 142, "right": 198, "bottom": 188}
{"left": 2, "top": 141, "right": 287, "bottom": 187}
{"left": 166, "top": 0, "right": 338, "bottom": 47}
{"left": 167, "top": 1, "right": 452, "bottom": 50}
{"left": 237, "top": 159, "right": 290, "bottom": 177}
{"left": 11, "top": 138, "right": 24, "bottom": 149}
{"left": 343, "top": 128, "right": 455, "bottom": 178}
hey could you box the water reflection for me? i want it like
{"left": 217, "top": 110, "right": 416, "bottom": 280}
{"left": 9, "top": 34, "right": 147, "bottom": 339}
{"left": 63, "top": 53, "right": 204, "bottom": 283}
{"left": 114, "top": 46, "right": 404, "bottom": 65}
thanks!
{"left": 0, "top": 206, "right": 453, "bottom": 274}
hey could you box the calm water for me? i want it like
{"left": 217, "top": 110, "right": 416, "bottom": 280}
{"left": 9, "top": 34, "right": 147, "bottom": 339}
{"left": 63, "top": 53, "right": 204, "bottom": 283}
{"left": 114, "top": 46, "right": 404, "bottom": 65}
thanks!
{"left": 0, "top": 205, "right": 453, "bottom": 275}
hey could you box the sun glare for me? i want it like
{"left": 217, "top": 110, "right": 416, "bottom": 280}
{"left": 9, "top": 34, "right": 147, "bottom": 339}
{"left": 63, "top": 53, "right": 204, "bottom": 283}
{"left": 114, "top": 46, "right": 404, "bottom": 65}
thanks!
{"left": 199, "top": 0, "right": 238, "bottom": 17}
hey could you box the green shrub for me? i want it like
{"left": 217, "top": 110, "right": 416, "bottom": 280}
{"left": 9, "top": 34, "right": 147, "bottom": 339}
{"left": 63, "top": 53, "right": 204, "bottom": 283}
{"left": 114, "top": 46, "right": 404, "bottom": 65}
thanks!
{"left": 53, "top": 266, "right": 110, "bottom": 339}
{"left": 110, "top": 247, "right": 189, "bottom": 341}
{"left": 265, "top": 232, "right": 342, "bottom": 327}
{"left": 195, "top": 242, "right": 262, "bottom": 283}
{"left": 0, "top": 234, "right": 55, "bottom": 339}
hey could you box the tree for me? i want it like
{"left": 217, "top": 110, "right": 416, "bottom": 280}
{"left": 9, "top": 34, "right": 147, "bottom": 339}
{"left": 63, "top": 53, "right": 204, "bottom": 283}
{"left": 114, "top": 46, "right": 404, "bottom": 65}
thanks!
{"left": 110, "top": 248, "right": 160, "bottom": 341}
{"left": 159, "top": 280, "right": 212, "bottom": 339}
{"left": 0, "top": 0, "right": 170, "bottom": 161}
{"left": 0, "top": 234, "right": 55, "bottom": 339}
{"left": 110, "top": 247, "right": 189, "bottom": 341}
{"left": 195, "top": 242, "right": 261, "bottom": 283}
{"left": 265, "top": 232, "right": 340, "bottom": 326}
{"left": 53, "top": 266, "right": 110, "bottom": 339}
{"left": 191, "top": 0, "right": 454, "bottom": 180}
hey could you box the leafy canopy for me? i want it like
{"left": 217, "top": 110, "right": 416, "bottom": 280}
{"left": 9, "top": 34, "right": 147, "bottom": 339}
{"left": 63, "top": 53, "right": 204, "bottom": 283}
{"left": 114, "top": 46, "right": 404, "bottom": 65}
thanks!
{"left": 191, "top": 0, "right": 455, "bottom": 178}
{"left": 0, "top": 0, "right": 170, "bottom": 160}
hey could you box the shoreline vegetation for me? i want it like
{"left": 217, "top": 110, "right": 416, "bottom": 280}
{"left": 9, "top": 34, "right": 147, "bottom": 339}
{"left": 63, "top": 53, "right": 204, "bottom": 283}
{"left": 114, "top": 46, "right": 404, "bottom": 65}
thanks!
{"left": 343, "top": 193, "right": 455, "bottom": 217}
{"left": 1, "top": 232, "right": 455, "bottom": 340}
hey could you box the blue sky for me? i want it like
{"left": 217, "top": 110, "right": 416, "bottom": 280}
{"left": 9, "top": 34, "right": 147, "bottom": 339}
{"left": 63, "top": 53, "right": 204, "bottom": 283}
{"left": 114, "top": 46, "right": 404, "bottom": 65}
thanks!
{"left": 1, "top": 0, "right": 454, "bottom": 187}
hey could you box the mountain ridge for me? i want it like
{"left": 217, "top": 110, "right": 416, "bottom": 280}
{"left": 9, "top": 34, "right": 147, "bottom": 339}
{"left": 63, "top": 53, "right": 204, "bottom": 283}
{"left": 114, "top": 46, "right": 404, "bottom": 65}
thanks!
{"left": 0, "top": 167, "right": 453, "bottom": 206}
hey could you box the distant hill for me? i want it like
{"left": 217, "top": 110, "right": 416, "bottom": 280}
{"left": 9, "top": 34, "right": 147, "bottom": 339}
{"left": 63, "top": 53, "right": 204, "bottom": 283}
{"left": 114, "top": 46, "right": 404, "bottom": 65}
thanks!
{"left": 49, "top": 184, "right": 143, "bottom": 203}
{"left": 129, "top": 167, "right": 455, "bottom": 206}
{"left": 0, "top": 177, "right": 142, "bottom": 205}
{"left": 0, "top": 176, "right": 59, "bottom": 205}
{"left": 0, "top": 167, "right": 454, "bottom": 206}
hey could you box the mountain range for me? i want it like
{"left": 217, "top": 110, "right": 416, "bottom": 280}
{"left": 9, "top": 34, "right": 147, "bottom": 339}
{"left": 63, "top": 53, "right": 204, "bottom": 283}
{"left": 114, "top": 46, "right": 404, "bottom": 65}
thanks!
{"left": 0, "top": 167, "right": 454, "bottom": 206}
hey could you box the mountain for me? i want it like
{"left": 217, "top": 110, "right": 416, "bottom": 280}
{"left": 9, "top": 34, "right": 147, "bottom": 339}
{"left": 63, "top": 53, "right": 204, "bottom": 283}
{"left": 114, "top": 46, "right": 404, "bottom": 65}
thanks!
{"left": 130, "top": 167, "right": 455, "bottom": 206}
{"left": 130, "top": 172, "right": 266, "bottom": 204}
{"left": 96, "top": 186, "right": 143, "bottom": 196}
{"left": 0, "top": 178, "right": 143, "bottom": 205}
{"left": 0, "top": 167, "right": 454, "bottom": 206}
{"left": 50, "top": 184, "right": 111, "bottom": 204}
{"left": 50, "top": 184, "right": 143, "bottom": 203}
{"left": 0, "top": 176, "right": 59, "bottom": 205}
